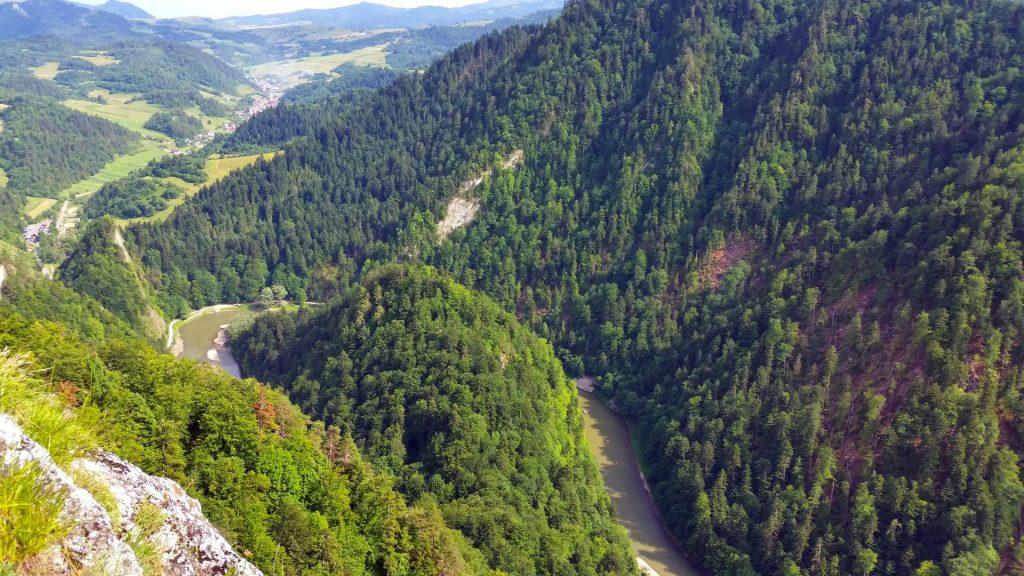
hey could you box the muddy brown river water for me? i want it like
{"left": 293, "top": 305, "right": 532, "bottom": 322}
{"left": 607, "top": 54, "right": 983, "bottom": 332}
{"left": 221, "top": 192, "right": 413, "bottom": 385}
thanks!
{"left": 578, "top": 388, "right": 702, "bottom": 576}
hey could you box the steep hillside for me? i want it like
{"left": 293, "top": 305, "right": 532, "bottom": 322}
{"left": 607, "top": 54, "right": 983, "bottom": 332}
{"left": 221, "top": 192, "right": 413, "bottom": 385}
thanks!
{"left": 0, "top": 270, "right": 493, "bottom": 575}
{"left": 233, "top": 265, "right": 636, "bottom": 575}
{"left": 58, "top": 218, "right": 166, "bottom": 341}
{"left": 103, "top": 0, "right": 1024, "bottom": 574}
{"left": 0, "top": 97, "right": 135, "bottom": 197}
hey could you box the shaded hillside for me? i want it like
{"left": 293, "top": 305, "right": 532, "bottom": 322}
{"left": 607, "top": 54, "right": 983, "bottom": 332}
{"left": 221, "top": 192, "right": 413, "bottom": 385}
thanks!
{"left": 111, "top": 0, "right": 1024, "bottom": 574}
{"left": 0, "top": 0, "right": 135, "bottom": 41}
{"left": 233, "top": 265, "right": 636, "bottom": 576}
{"left": 0, "top": 253, "right": 492, "bottom": 576}
{"left": 94, "top": 0, "right": 152, "bottom": 20}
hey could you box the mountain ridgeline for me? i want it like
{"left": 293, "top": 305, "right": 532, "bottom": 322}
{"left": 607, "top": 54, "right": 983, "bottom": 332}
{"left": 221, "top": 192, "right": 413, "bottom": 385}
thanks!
{"left": 61, "top": 0, "right": 1024, "bottom": 574}
{"left": 233, "top": 265, "right": 636, "bottom": 575}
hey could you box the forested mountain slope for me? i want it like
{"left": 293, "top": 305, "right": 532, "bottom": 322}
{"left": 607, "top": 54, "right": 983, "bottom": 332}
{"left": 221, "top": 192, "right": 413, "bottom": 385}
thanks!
{"left": 0, "top": 248, "right": 493, "bottom": 576}
{"left": 233, "top": 265, "right": 636, "bottom": 575}
{"left": 59, "top": 218, "right": 167, "bottom": 342}
{"left": 0, "top": 97, "right": 135, "bottom": 197}
{"left": 97, "top": 0, "right": 1024, "bottom": 573}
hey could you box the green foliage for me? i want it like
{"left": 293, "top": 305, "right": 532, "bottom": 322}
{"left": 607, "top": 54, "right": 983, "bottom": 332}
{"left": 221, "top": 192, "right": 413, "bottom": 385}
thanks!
{"left": 0, "top": 252, "right": 135, "bottom": 343}
{"left": 83, "top": 40, "right": 246, "bottom": 100}
{"left": 84, "top": 176, "right": 183, "bottom": 219}
{"left": 142, "top": 153, "right": 206, "bottom": 184}
{"left": 282, "top": 63, "right": 402, "bottom": 106}
{"left": 58, "top": 218, "right": 165, "bottom": 341}
{"left": 0, "top": 305, "right": 492, "bottom": 576}
{"left": 0, "top": 463, "right": 67, "bottom": 567}
{"left": 235, "top": 265, "right": 636, "bottom": 576}
{"left": 112, "top": 0, "right": 1024, "bottom": 573}
{"left": 143, "top": 110, "right": 203, "bottom": 141}
{"left": 0, "top": 96, "right": 135, "bottom": 197}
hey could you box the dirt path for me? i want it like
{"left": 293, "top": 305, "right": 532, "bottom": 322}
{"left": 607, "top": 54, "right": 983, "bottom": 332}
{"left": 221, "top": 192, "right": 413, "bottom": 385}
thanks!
{"left": 55, "top": 200, "right": 74, "bottom": 238}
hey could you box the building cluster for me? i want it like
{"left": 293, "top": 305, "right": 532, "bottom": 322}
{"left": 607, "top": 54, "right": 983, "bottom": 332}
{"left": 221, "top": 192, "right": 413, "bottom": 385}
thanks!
{"left": 239, "top": 93, "right": 281, "bottom": 120}
{"left": 239, "top": 77, "right": 283, "bottom": 120}
{"left": 23, "top": 219, "right": 52, "bottom": 245}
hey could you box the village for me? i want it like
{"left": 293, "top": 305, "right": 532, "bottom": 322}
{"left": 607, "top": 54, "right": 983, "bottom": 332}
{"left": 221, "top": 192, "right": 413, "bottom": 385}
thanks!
{"left": 166, "top": 76, "right": 283, "bottom": 156}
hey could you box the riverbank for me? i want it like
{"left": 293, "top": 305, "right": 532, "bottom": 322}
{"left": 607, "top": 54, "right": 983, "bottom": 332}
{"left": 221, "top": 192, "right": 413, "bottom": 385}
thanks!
{"left": 575, "top": 378, "right": 701, "bottom": 576}
{"left": 165, "top": 303, "right": 243, "bottom": 353}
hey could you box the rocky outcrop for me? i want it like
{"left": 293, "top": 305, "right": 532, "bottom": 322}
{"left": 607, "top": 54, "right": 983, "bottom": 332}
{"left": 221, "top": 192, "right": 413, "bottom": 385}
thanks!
{"left": 74, "top": 452, "right": 261, "bottom": 576}
{"left": 0, "top": 414, "right": 262, "bottom": 576}
{"left": 437, "top": 150, "right": 524, "bottom": 242}
{"left": 0, "top": 414, "right": 142, "bottom": 575}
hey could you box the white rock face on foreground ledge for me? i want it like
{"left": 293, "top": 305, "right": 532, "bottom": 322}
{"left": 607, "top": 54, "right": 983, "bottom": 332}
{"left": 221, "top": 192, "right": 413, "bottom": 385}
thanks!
{"left": 0, "top": 413, "right": 262, "bottom": 576}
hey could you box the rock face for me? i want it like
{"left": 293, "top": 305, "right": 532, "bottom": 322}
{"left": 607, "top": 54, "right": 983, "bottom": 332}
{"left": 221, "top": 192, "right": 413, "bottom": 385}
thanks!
{"left": 0, "top": 414, "right": 262, "bottom": 576}
{"left": 0, "top": 414, "right": 143, "bottom": 576}
{"left": 74, "top": 452, "right": 262, "bottom": 576}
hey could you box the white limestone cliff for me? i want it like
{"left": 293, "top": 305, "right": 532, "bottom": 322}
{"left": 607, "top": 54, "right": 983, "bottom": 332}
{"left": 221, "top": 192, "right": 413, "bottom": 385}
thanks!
{"left": 0, "top": 414, "right": 262, "bottom": 576}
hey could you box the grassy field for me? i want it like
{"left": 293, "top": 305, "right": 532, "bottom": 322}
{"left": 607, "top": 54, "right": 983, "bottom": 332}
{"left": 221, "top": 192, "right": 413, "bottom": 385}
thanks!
{"left": 63, "top": 91, "right": 168, "bottom": 138}
{"left": 30, "top": 62, "right": 59, "bottom": 80}
{"left": 182, "top": 105, "right": 232, "bottom": 131}
{"left": 247, "top": 45, "right": 389, "bottom": 88}
{"left": 22, "top": 196, "right": 57, "bottom": 220}
{"left": 0, "top": 167, "right": 7, "bottom": 188}
{"left": 117, "top": 152, "right": 281, "bottom": 224}
{"left": 206, "top": 151, "right": 279, "bottom": 182}
{"left": 59, "top": 140, "right": 167, "bottom": 199}
{"left": 76, "top": 53, "right": 118, "bottom": 66}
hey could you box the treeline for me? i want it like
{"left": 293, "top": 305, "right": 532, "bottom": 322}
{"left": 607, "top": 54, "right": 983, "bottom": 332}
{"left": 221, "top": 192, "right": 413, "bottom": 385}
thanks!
{"left": 282, "top": 63, "right": 402, "bottom": 106}
{"left": 58, "top": 218, "right": 166, "bottom": 342}
{"left": 142, "top": 152, "right": 206, "bottom": 183}
{"left": 0, "top": 96, "right": 135, "bottom": 197}
{"left": 85, "top": 0, "right": 1024, "bottom": 574}
{"left": 64, "top": 40, "right": 247, "bottom": 102}
{"left": 233, "top": 265, "right": 636, "bottom": 576}
{"left": 223, "top": 65, "right": 401, "bottom": 153}
{"left": 143, "top": 110, "right": 203, "bottom": 140}
{"left": 83, "top": 176, "right": 183, "bottom": 219}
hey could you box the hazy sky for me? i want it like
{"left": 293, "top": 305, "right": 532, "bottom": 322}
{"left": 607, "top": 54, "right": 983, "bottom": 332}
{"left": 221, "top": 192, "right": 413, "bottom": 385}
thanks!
{"left": 78, "top": 0, "right": 483, "bottom": 19}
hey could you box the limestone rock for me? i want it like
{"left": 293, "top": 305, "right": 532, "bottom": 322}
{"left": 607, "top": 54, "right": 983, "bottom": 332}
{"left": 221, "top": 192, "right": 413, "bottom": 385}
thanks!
{"left": 0, "top": 413, "right": 262, "bottom": 576}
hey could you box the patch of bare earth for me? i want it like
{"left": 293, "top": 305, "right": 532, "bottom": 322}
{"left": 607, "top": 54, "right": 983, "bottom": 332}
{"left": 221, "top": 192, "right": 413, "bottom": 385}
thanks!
{"left": 436, "top": 150, "right": 524, "bottom": 242}
{"left": 694, "top": 235, "right": 755, "bottom": 291}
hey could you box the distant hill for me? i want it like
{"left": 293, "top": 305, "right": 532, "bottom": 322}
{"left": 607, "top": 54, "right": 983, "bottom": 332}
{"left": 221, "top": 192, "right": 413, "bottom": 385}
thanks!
{"left": 0, "top": 0, "right": 136, "bottom": 41}
{"left": 93, "top": 0, "right": 152, "bottom": 20}
{"left": 221, "top": 0, "right": 563, "bottom": 29}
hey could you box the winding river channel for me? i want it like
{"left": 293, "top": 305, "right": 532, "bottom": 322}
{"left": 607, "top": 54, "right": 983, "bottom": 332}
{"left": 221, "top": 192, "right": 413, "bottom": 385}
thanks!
{"left": 171, "top": 306, "right": 248, "bottom": 378}
{"left": 174, "top": 308, "right": 699, "bottom": 576}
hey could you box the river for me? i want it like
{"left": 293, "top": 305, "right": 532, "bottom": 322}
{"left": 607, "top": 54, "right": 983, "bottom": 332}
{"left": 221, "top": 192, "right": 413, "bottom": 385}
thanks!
{"left": 175, "top": 310, "right": 700, "bottom": 576}
{"left": 578, "top": 388, "right": 701, "bottom": 576}
{"left": 173, "top": 306, "right": 247, "bottom": 378}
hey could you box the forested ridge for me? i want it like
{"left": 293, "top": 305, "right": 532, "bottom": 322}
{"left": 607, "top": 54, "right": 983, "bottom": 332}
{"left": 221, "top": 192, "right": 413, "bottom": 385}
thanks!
{"left": 62, "top": 0, "right": 1024, "bottom": 574}
{"left": 0, "top": 243, "right": 495, "bottom": 576}
{"left": 0, "top": 96, "right": 135, "bottom": 197}
{"left": 233, "top": 265, "right": 636, "bottom": 575}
